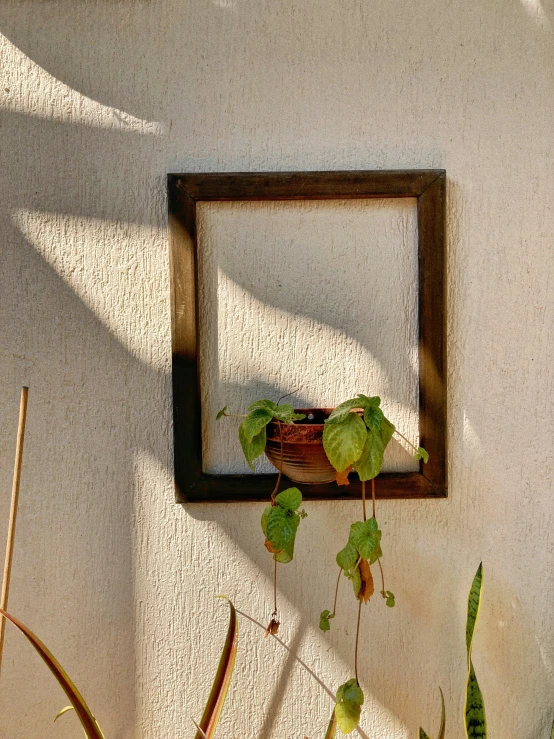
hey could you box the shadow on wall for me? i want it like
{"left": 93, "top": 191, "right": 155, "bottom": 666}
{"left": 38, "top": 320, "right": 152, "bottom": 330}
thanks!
{"left": 0, "top": 1, "right": 553, "bottom": 736}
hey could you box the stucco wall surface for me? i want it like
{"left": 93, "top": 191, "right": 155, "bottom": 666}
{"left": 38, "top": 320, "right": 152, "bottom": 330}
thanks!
{"left": 0, "top": 0, "right": 553, "bottom": 737}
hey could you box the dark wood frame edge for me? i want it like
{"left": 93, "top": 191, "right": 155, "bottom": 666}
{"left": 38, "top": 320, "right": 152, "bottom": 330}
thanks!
{"left": 168, "top": 169, "right": 447, "bottom": 504}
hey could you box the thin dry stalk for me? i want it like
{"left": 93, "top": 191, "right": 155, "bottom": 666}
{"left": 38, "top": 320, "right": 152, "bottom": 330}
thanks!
{"left": 0, "top": 386, "right": 29, "bottom": 676}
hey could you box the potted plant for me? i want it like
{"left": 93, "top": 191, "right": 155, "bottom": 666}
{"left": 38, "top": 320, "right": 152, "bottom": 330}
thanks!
{"left": 217, "top": 393, "right": 428, "bottom": 660}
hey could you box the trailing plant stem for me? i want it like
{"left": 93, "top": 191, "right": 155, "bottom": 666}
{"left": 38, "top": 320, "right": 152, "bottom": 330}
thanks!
{"left": 377, "top": 558, "right": 385, "bottom": 593}
{"left": 371, "top": 478, "right": 376, "bottom": 518}
{"left": 332, "top": 568, "right": 342, "bottom": 616}
{"left": 354, "top": 600, "right": 362, "bottom": 684}
{"left": 269, "top": 421, "right": 284, "bottom": 624}
{"left": 361, "top": 481, "right": 367, "bottom": 521}
{"left": 273, "top": 560, "right": 277, "bottom": 614}
{"left": 270, "top": 421, "right": 284, "bottom": 505}
{"left": 393, "top": 428, "right": 420, "bottom": 455}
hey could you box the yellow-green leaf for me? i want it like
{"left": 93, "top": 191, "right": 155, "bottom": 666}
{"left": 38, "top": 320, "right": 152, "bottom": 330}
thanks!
{"left": 323, "top": 413, "right": 367, "bottom": 472}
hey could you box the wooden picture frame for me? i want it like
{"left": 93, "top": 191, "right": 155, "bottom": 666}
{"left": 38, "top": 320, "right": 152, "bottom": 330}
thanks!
{"left": 168, "top": 170, "right": 447, "bottom": 503}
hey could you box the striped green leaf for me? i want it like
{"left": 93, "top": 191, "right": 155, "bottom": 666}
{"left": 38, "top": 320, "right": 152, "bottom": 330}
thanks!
{"left": 465, "top": 663, "right": 487, "bottom": 738}
{"left": 464, "top": 564, "right": 486, "bottom": 739}
{"left": 466, "top": 563, "right": 483, "bottom": 655}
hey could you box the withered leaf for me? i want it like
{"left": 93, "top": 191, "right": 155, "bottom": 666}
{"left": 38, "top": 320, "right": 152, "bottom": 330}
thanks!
{"left": 358, "top": 558, "right": 374, "bottom": 603}
{"left": 264, "top": 617, "right": 280, "bottom": 637}
{"left": 335, "top": 465, "right": 352, "bottom": 486}
{"left": 264, "top": 538, "right": 281, "bottom": 554}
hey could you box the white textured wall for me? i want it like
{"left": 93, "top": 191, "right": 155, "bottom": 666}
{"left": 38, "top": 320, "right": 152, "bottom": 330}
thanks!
{"left": 0, "top": 0, "right": 553, "bottom": 737}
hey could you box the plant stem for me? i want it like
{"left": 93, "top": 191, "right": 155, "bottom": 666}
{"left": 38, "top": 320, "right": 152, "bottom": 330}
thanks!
{"left": 393, "top": 428, "right": 420, "bottom": 454}
{"left": 236, "top": 609, "right": 336, "bottom": 701}
{"left": 361, "top": 481, "right": 367, "bottom": 522}
{"left": 354, "top": 600, "right": 362, "bottom": 684}
{"left": 371, "top": 478, "right": 376, "bottom": 519}
{"left": 273, "top": 559, "right": 277, "bottom": 613}
{"left": 332, "top": 567, "right": 342, "bottom": 616}
{"left": 269, "top": 422, "right": 284, "bottom": 621}
{"left": 270, "top": 421, "right": 284, "bottom": 505}
{"left": 377, "top": 558, "right": 385, "bottom": 593}
{"left": 276, "top": 389, "right": 299, "bottom": 405}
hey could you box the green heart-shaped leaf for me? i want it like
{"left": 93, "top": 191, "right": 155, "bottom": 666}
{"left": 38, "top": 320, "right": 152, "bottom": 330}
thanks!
{"left": 349, "top": 519, "right": 382, "bottom": 563}
{"left": 240, "top": 408, "right": 273, "bottom": 442}
{"left": 247, "top": 399, "right": 277, "bottom": 414}
{"left": 275, "top": 487, "right": 302, "bottom": 512}
{"left": 319, "top": 609, "right": 335, "bottom": 632}
{"left": 336, "top": 542, "right": 358, "bottom": 572}
{"left": 352, "top": 427, "right": 385, "bottom": 481}
{"left": 323, "top": 413, "right": 367, "bottom": 472}
{"left": 336, "top": 679, "right": 364, "bottom": 705}
{"left": 239, "top": 425, "right": 267, "bottom": 471}
{"left": 414, "top": 446, "right": 429, "bottom": 463}
{"left": 363, "top": 405, "right": 384, "bottom": 431}
{"left": 266, "top": 508, "right": 300, "bottom": 551}
{"left": 335, "top": 679, "right": 364, "bottom": 734}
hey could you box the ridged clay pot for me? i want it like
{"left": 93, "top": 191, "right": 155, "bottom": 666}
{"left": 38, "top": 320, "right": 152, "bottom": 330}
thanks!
{"left": 264, "top": 408, "right": 336, "bottom": 484}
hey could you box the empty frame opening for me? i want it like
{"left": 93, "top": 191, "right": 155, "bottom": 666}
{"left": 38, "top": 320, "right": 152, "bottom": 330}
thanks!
{"left": 197, "top": 198, "right": 420, "bottom": 476}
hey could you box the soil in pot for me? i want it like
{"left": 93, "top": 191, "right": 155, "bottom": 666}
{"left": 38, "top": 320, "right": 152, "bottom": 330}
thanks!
{"left": 265, "top": 408, "right": 336, "bottom": 484}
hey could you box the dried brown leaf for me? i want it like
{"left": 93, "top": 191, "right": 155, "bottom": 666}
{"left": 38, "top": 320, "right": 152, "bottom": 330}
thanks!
{"left": 264, "top": 617, "right": 280, "bottom": 637}
{"left": 358, "top": 558, "right": 374, "bottom": 603}
{"left": 335, "top": 465, "right": 352, "bottom": 486}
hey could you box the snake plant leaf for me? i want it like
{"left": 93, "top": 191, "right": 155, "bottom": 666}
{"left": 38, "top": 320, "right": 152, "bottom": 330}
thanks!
{"left": 324, "top": 709, "right": 338, "bottom": 739}
{"left": 336, "top": 542, "right": 358, "bottom": 572}
{"left": 438, "top": 687, "right": 446, "bottom": 739}
{"left": 247, "top": 399, "right": 277, "bottom": 413}
{"left": 466, "top": 564, "right": 483, "bottom": 654}
{"left": 238, "top": 424, "right": 267, "bottom": 471}
{"left": 195, "top": 597, "right": 238, "bottom": 739}
{"left": 323, "top": 413, "right": 367, "bottom": 472}
{"left": 419, "top": 687, "right": 445, "bottom": 739}
{"left": 0, "top": 609, "right": 105, "bottom": 739}
{"left": 216, "top": 406, "right": 227, "bottom": 420}
{"left": 551, "top": 718, "right": 554, "bottom": 739}
{"left": 465, "top": 663, "right": 487, "bottom": 739}
{"left": 349, "top": 518, "right": 382, "bottom": 563}
{"left": 319, "top": 609, "right": 335, "bottom": 632}
{"left": 275, "top": 487, "right": 303, "bottom": 512}
{"left": 464, "top": 564, "right": 486, "bottom": 739}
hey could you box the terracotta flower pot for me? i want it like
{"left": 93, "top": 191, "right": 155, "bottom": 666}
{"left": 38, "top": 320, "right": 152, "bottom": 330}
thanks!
{"left": 264, "top": 408, "right": 336, "bottom": 484}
